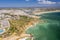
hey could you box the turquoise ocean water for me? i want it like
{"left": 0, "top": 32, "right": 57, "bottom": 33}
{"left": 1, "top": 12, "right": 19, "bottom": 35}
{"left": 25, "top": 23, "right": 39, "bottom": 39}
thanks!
{"left": 26, "top": 12, "right": 60, "bottom": 40}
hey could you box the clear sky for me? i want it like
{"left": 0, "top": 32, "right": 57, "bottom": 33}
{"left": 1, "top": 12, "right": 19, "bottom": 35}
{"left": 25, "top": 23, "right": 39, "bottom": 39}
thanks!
{"left": 0, "top": 0, "right": 60, "bottom": 7}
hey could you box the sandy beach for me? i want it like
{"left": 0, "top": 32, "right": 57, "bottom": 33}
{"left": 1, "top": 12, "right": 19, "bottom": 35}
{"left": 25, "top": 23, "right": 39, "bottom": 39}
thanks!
{"left": 33, "top": 10, "right": 60, "bottom": 15}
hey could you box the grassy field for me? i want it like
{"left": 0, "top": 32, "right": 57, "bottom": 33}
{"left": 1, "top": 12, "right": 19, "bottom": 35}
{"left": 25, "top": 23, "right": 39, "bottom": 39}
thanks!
{"left": 0, "top": 15, "right": 38, "bottom": 38}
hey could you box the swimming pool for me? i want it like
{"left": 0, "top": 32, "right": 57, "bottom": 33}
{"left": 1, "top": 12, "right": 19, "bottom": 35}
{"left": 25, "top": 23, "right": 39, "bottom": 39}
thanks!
{"left": 0, "top": 29, "right": 5, "bottom": 34}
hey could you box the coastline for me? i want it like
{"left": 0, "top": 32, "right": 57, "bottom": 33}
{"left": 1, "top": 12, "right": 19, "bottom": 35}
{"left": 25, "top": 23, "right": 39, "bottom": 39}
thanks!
{"left": 25, "top": 20, "right": 39, "bottom": 32}
{"left": 33, "top": 10, "right": 60, "bottom": 15}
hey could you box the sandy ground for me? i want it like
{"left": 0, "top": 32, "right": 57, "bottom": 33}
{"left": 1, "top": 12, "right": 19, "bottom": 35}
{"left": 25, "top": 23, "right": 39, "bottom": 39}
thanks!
{"left": 2, "top": 33, "right": 31, "bottom": 40}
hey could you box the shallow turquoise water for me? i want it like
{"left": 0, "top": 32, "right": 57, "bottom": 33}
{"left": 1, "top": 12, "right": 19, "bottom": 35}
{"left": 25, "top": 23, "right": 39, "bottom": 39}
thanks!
{"left": 26, "top": 12, "right": 60, "bottom": 40}
{"left": 0, "top": 29, "right": 4, "bottom": 34}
